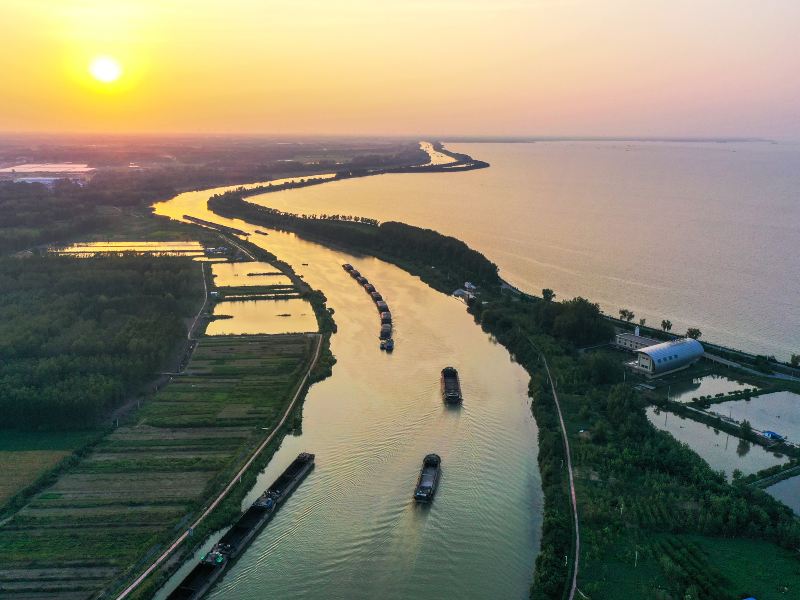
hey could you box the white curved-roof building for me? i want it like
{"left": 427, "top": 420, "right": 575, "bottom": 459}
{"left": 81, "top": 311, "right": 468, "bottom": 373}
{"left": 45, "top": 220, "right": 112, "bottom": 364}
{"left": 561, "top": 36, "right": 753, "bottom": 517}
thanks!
{"left": 633, "top": 338, "right": 704, "bottom": 376}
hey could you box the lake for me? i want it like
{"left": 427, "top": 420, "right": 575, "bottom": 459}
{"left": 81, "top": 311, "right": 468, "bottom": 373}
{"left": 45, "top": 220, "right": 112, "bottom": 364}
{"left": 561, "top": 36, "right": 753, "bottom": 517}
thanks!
{"left": 255, "top": 141, "right": 800, "bottom": 360}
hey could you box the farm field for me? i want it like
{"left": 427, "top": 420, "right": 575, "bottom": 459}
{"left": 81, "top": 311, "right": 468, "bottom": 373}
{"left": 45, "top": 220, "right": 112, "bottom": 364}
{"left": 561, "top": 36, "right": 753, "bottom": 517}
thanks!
{"left": 0, "top": 334, "right": 315, "bottom": 600}
{"left": 0, "top": 431, "right": 99, "bottom": 508}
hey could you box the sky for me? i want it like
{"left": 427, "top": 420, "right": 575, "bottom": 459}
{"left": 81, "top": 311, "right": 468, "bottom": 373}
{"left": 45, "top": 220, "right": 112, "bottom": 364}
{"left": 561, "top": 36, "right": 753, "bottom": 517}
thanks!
{"left": 1, "top": 0, "right": 799, "bottom": 137}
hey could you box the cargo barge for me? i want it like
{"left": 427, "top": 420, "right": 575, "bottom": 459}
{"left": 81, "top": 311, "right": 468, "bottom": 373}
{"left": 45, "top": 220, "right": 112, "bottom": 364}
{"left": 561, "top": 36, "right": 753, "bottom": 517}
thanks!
{"left": 414, "top": 454, "right": 441, "bottom": 503}
{"left": 441, "top": 367, "right": 463, "bottom": 404}
{"left": 166, "top": 453, "right": 315, "bottom": 600}
{"left": 342, "top": 265, "right": 395, "bottom": 349}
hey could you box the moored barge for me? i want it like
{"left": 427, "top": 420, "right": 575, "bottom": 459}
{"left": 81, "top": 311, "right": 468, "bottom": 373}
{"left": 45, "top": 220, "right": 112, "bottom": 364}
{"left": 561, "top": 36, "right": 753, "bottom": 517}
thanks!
{"left": 166, "top": 453, "right": 315, "bottom": 600}
{"left": 441, "top": 367, "right": 463, "bottom": 404}
{"left": 413, "top": 454, "right": 441, "bottom": 503}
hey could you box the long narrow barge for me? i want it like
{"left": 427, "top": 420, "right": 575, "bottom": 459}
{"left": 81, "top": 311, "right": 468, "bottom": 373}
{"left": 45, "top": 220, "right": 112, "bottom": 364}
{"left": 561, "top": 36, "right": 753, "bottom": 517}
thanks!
{"left": 166, "top": 452, "right": 315, "bottom": 600}
{"left": 342, "top": 264, "right": 395, "bottom": 350}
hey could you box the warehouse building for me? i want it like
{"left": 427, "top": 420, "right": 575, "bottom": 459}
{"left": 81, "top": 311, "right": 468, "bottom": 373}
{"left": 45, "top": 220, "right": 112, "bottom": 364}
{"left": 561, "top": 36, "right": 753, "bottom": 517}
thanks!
{"left": 630, "top": 338, "right": 704, "bottom": 377}
{"left": 615, "top": 327, "right": 660, "bottom": 351}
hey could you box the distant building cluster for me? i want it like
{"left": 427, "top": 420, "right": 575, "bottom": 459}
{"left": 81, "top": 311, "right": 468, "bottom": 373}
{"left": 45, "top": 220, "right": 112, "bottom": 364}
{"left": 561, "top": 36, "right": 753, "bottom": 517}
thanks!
{"left": 453, "top": 281, "right": 478, "bottom": 302}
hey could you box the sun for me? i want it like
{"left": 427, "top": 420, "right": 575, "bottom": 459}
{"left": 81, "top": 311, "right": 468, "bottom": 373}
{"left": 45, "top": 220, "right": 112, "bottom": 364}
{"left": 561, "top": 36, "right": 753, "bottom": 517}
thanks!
{"left": 89, "top": 56, "right": 122, "bottom": 83}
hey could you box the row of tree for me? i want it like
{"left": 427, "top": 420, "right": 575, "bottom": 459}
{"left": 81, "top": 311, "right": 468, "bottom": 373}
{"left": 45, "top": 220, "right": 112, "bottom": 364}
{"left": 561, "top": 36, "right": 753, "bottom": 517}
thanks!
{"left": 209, "top": 191, "right": 502, "bottom": 291}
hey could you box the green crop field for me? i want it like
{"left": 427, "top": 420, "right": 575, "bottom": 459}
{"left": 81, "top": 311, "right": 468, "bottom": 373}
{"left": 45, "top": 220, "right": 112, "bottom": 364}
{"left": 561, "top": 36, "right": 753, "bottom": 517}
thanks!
{"left": 0, "top": 431, "right": 99, "bottom": 507}
{"left": 0, "top": 334, "right": 314, "bottom": 600}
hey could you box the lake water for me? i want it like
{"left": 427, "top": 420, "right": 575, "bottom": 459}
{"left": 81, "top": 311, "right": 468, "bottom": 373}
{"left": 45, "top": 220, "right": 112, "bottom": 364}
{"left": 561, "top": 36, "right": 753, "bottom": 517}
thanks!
{"left": 207, "top": 299, "right": 318, "bottom": 335}
{"left": 255, "top": 141, "right": 800, "bottom": 360}
{"left": 645, "top": 407, "right": 785, "bottom": 479}
{"left": 153, "top": 182, "right": 542, "bottom": 599}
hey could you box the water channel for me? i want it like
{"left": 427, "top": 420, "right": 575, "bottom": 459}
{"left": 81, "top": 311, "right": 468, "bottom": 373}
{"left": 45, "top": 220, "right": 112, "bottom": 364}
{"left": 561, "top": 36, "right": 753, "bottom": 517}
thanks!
{"left": 152, "top": 174, "right": 542, "bottom": 599}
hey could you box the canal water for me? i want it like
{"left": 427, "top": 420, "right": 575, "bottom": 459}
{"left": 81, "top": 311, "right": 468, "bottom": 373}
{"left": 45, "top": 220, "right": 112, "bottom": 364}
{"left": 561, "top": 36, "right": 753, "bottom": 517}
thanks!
{"left": 153, "top": 181, "right": 542, "bottom": 599}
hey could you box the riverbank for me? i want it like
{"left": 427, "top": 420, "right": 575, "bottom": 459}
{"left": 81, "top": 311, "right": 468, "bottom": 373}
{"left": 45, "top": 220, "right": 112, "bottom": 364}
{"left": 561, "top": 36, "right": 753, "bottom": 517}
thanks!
{"left": 207, "top": 165, "right": 800, "bottom": 598}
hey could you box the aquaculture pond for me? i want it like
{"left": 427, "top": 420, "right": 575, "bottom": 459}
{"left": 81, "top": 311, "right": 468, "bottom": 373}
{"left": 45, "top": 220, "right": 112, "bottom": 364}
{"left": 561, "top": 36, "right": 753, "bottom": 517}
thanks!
{"left": 206, "top": 299, "right": 318, "bottom": 335}
{"left": 667, "top": 374, "right": 755, "bottom": 404}
{"left": 766, "top": 475, "right": 800, "bottom": 516}
{"left": 211, "top": 261, "right": 293, "bottom": 287}
{"left": 709, "top": 391, "right": 800, "bottom": 443}
{"left": 52, "top": 241, "right": 204, "bottom": 256}
{"left": 646, "top": 407, "right": 785, "bottom": 479}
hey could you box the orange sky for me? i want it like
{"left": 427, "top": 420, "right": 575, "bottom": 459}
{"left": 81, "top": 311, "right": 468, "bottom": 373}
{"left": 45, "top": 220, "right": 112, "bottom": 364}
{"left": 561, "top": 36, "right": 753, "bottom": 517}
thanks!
{"left": 1, "top": 0, "right": 799, "bottom": 137}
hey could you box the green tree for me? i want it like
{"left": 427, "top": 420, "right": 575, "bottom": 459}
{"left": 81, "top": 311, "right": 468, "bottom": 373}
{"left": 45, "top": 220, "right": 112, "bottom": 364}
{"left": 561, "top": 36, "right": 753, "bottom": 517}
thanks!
{"left": 686, "top": 327, "right": 702, "bottom": 339}
{"left": 661, "top": 319, "right": 672, "bottom": 332}
{"left": 619, "top": 308, "right": 635, "bottom": 322}
{"left": 542, "top": 288, "right": 555, "bottom": 302}
{"left": 791, "top": 353, "right": 799, "bottom": 367}
{"left": 638, "top": 318, "right": 646, "bottom": 326}
{"left": 740, "top": 419, "right": 753, "bottom": 437}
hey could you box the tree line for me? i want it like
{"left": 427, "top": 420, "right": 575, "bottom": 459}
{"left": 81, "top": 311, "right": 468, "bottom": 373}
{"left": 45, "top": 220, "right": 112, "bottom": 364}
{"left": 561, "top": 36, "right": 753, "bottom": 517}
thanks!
{"left": 0, "top": 255, "right": 200, "bottom": 429}
{"left": 209, "top": 191, "right": 502, "bottom": 291}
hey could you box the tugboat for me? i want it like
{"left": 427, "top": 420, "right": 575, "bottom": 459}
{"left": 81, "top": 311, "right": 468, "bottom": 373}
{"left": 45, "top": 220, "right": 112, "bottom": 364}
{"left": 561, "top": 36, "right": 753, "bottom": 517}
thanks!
{"left": 413, "top": 454, "right": 441, "bottom": 503}
{"left": 440, "top": 367, "right": 463, "bottom": 404}
{"left": 380, "top": 338, "right": 395, "bottom": 352}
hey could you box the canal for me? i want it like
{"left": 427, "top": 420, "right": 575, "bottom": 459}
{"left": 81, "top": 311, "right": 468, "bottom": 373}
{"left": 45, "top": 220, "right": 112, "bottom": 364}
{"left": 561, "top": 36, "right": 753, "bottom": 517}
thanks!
{"left": 152, "top": 177, "right": 543, "bottom": 599}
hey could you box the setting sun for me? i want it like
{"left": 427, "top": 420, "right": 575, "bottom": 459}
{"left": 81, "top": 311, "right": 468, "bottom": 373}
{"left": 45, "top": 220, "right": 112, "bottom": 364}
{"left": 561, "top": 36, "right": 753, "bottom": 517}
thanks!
{"left": 88, "top": 55, "right": 122, "bottom": 83}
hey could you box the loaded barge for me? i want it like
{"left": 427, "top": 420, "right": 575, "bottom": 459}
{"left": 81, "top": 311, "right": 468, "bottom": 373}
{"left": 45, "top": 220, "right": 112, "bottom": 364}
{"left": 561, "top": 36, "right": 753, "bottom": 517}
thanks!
{"left": 166, "top": 453, "right": 315, "bottom": 600}
{"left": 414, "top": 454, "right": 441, "bottom": 503}
{"left": 441, "top": 367, "right": 463, "bottom": 404}
{"left": 342, "top": 264, "right": 395, "bottom": 350}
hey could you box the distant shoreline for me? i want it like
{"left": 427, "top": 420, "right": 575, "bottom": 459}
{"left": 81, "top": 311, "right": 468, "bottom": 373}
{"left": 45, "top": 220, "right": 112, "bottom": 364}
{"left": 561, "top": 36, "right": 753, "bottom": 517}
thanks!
{"left": 439, "top": 136, "right": 773, "bottom": 144}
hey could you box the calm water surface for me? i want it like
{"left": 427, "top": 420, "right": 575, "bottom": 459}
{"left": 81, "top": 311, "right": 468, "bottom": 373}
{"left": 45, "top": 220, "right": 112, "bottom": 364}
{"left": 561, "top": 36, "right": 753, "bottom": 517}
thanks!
{"left": 668, "top": 374, "right": 754, "bottom": 404}
{"left": 766, "top": 476, "right": 800, "bottom": 516}
{"left": 710, "top": 391, "right": 800, "bottom": 443}
{"left": 646, "top": 406, "right": 785, "bottom": 479}
{"left": 206, "top": 299, "right": 317, "bottom": 335}
{"left": 153, "top": 182, "right": 542, "bottom": 599}
{"left": 210, "top": 261, "right": 292, "bottom": 287}
{"left": 256, "top": 141, "right": 800, "bottom": 359}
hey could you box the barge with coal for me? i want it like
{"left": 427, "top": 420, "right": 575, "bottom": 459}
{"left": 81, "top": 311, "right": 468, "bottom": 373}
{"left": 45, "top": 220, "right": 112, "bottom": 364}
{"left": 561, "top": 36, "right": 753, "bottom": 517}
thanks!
{"left": 414, "top": 453, "right": 441, "bottom": 503}
{"left": 441, "top": 367, "right": 463, "bottom": 404}
{"left": 166, "top": 452, "right": 315, "bottom": 600}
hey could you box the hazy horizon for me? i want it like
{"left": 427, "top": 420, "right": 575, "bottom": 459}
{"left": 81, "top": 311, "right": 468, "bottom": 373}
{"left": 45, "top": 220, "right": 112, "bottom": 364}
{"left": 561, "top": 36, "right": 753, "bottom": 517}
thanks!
{"left": 2, "top": 1, "right": 799, "bottom": 138}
